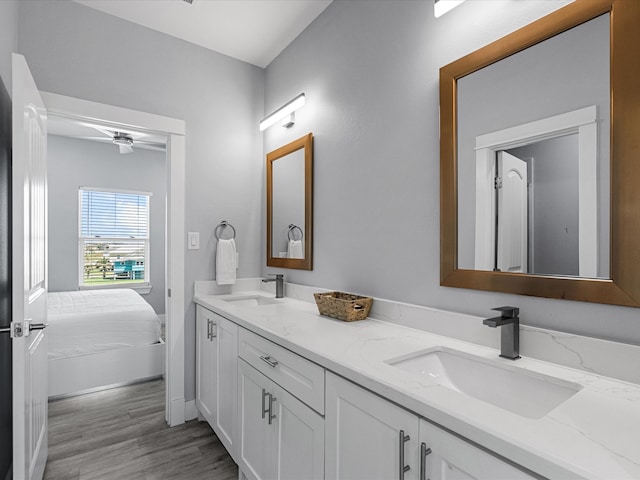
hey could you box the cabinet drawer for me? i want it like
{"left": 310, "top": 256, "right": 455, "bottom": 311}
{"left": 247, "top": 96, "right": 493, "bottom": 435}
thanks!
{"left": 239, "top": 328, "right": 325, "bottom": 414}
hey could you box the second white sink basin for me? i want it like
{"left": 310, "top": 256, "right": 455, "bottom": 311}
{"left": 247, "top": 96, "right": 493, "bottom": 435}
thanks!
{"left": 221, "top": 295, "right": 282, "bottom": 307}
{"left": 385, "top": 347, "right": 581, "bottom": 419}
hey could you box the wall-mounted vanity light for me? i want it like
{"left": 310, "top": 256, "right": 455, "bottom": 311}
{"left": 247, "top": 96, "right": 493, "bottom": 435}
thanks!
{"left": 434, "top": 0, "right": 465, "bottom": 18}
{"left": 259, "top": 93, "right": 306, "bottom": 131}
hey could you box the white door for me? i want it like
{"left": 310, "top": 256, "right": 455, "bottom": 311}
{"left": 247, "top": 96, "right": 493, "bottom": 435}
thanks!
{"left": 497, "top": 151, "right": 528, "bottom": 273}
{"left": 12, "top": 53, "right": 48, "bottom": 480}
{"left": 325, "top": 372, "right": 419, "bottom": 480}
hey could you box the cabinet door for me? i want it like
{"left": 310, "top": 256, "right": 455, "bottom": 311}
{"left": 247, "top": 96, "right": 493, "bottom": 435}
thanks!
{"left": 419, "top": 419, "right": 536, "bottom": 480}
{"left": 238, "top": 359, "right": 273, "bottom": 480}
{"left": 215, "top": 314, "right": 239, "bottom": 461}
{"left": 326, "top": 372, "right": 419, "bottom": 480}
{"left": 195, "top": 306, "right": 215, "bottom": 425}
{"left": 271, "top": 383, "right": 324, "bottom": 480}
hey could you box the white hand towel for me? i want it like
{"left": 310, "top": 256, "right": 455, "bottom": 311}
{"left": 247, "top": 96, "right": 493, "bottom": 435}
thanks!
{"left": 216, "top": 238, "right": 237, "bottom": 285}
{"left": 288, "top": 239, "right": 303, "bottom": 259}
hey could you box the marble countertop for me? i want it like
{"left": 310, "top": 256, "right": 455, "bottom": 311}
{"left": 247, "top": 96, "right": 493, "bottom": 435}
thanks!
{"left": 194, "top": 289, "right": 640, "bottom": 479}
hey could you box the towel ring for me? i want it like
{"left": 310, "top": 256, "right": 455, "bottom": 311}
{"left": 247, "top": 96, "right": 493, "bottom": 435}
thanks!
{"left": 215, "top": 220, "right": 236, "bottom": 240}
{"left": 288, "top": 224, "right": 303, "bottom": 241}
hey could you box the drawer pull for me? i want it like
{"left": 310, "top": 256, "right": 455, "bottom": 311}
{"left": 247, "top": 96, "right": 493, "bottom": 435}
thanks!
{"left": 260, "top": 355, "right": 279, "bottom": 368}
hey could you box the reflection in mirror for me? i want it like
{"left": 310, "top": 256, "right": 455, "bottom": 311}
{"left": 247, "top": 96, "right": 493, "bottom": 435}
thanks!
{"left": 456, "top": 13, "right": 609, "bottom": 279}
{"left": 440, "top": 0, "right": 640, "bottom": 307}
{"left": 267, "top": 133, "right": 313, "bottom": 270}
{"left": 272, "top": 149, "right": 305, "bottom": 259}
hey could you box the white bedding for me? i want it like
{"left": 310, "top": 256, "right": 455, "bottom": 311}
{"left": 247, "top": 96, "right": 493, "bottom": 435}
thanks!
{"left": 47, "top": 289, "right": 161, "bottom": 360}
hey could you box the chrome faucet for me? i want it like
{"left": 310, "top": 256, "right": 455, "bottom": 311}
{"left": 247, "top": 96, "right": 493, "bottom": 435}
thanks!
{"left": 483, "top": 306, "right": 520, "bottom": 360}
{"left": 262, "top": 274, "right": 284, "bottom": 298}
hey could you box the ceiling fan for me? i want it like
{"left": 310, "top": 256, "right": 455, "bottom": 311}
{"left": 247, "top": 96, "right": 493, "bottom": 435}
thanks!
{"left": 79, "top": 122, "right": 167, "bottom": 154}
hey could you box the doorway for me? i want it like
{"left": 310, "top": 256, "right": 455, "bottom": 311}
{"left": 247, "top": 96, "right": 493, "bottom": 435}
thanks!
{"left": 41, "top": 92, "right": 186, "bottom": 426}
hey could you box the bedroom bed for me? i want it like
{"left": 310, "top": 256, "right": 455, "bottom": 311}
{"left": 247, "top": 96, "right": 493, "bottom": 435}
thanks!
{"left": 47, "top": 288, "right": 165, "bottom": 398}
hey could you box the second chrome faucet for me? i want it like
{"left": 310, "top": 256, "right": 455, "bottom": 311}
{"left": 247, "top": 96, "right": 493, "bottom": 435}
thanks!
{"left": 483, "top": 306, "right": 520, "bottom": 360}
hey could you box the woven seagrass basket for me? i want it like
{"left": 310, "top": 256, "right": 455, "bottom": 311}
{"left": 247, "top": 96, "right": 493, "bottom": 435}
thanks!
{"left": 313, "top": 291, "right": 373, "bottom": 322}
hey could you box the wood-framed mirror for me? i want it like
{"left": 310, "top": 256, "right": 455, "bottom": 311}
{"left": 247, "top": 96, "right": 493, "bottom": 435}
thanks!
{"left": 267, "top": 133, "right": 313, "bottom": 270}
{"left": 440, "top": 0, "right": 640, "bottom": 307}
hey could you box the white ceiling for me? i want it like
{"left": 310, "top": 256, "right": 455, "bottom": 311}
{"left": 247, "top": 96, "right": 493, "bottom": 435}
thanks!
{"left": 73, "top": 0, "right": 333, "bottom": 68}
{"left": 48, "top": 115, "right": 168, "bottom": 153}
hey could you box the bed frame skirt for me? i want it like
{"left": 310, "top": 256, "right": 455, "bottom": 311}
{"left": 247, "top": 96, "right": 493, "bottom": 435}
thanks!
{"left": 48, "top": 340, "right": 165, "bottom": 398}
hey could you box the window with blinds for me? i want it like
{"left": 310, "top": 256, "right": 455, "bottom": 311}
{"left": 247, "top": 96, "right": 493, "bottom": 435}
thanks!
{"left": 79, "top": 188, "right": 151, "bottom": 288}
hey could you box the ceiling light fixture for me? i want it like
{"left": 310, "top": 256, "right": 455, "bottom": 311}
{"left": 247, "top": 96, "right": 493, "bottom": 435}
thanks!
{"left": 434, "top": 0, "right": 466, "bottom": 18}
{"left": 259, "top": 93, "right": 306, "bottom": 131}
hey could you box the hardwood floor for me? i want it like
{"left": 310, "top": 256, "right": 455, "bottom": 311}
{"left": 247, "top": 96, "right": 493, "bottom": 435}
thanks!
{"left": 44, "top": 379, "right": 238, "bottom": 480}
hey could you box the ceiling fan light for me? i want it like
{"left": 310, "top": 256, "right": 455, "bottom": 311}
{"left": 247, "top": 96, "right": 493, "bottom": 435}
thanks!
{"left": 112, "top": 132, "right": 133, "bottom": 146}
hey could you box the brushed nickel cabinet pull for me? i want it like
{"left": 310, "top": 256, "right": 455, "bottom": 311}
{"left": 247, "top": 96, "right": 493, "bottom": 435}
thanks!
{"left": 268, "top": 395, "right": 277, "bottom": 425}
{"left": 260, "top": 355, "right": 278, "bottom": 368}
{"left": 399, "top": 430, "right": 411, "bottom": 479}
{"left": 261, "top": 388, "right": 270, "bottom": 419}
{"left": 420, "top": 442, "right": 432, "bottom": 480}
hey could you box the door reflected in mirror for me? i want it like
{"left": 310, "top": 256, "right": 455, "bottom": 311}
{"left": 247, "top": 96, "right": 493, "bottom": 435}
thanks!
{"left": 456, "top": 13, "right": 609, "bottom": 279}
{"left": 440, "top": 0, "right": 640, "bottom": 307}
{"left": 267, "top": 133, "right": 313, "bottom": 270}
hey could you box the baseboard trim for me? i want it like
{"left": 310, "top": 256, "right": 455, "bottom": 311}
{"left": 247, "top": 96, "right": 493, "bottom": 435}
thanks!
{"left": 185, "top": 399, "right": 198, "bottom": 421}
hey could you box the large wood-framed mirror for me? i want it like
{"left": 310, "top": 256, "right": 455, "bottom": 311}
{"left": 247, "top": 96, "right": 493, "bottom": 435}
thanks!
{"left": 440, "top": 0, "right": 640, "bottom": 307}
{"left": 267, "top": 133, "right": 313, "bottom": 270}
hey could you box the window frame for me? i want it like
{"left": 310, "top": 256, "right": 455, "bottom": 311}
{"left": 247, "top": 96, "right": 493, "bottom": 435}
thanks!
{"left": 78, "top": 186, "right": 152, "bottom": 293}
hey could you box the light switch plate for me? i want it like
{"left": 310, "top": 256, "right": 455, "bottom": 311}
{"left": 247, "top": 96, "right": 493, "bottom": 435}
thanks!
{"left": 187, "top": 232, "right": 200, "bottom": 250}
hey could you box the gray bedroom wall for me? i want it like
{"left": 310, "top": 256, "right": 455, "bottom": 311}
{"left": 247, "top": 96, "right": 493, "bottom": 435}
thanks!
{"left": 47, "top": 135, "right": 167, "bottom": 313}
{"left": 263, "top": 0, "right": 640, "bottom": 345}
{"left": 0, "top": 0, "right": 18, "bottom": 95}
{"left": 17, "top": 0, "right": 264, "bottom": 401}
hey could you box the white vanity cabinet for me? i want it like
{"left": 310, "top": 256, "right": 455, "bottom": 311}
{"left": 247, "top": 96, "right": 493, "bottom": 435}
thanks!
{"left": 325, "top": 371, "right": 420, "bottom": 480}
{"left": 326, "top": 372, "right": 535, "bottom": 480}
{"left": 195, "top": 305, "right": 239, "bottom": 460}
{"left": 237, "top": 329, "right": 325, "bottom": 480}
{"left": 419, "top": 419, "right": 534, "bottom": 480}
{"left": 195, "top": 305, "right": 216, "bottom": 425}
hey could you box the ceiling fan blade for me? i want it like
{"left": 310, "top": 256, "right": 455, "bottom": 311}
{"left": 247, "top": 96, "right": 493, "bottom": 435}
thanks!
{"left": 135, "top": 140, "right": 166, "bottom": 150}
{"left": 119, "top": 144, "right": 134, "bottom": 154}
{"left": 81, "top": 136, "right": 113, "bottom": 142}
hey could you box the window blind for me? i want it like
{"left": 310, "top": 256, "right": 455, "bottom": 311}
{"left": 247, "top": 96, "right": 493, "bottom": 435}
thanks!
{"left": 80, "top": 190, "right": 149, "bottom": 239}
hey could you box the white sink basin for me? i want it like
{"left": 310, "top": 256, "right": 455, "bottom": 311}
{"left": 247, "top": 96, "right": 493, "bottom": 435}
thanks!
{"left": 385, "top": 347, "right": 581, "bottom": 419}
{"left": 221, "top": 295, "right": 282, "bottom": 307}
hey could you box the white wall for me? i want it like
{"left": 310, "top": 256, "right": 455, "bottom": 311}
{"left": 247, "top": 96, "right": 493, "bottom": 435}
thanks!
{"left": 17, "top": 0, "right": 264, "bottom": 401}
{"left": 47, "top": 135, "right": 167, "bottom": 313}
{"left": 263, "top": 0, "right": 640, "bottom": 346}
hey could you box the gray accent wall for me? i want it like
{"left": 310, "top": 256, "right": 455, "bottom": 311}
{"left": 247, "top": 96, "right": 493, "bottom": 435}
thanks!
{"left": 263, "top": 0, "right": 640, "bottom": 346}
{"left": 18, "top": 0, "right": 264, "bottom": 401}
{"left": 47, "top": 135, "right": 167, "bottom": 313}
